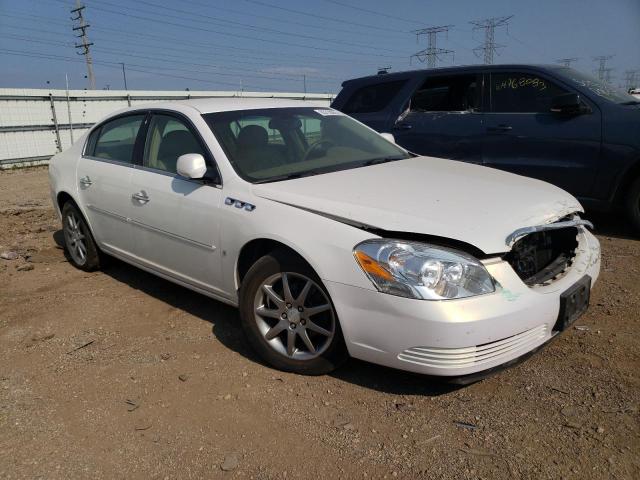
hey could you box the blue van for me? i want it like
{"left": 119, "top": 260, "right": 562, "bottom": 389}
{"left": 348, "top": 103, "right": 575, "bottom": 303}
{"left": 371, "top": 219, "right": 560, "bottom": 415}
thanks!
{"left": 332, "top": 65, "right": 640, "bottom": 231}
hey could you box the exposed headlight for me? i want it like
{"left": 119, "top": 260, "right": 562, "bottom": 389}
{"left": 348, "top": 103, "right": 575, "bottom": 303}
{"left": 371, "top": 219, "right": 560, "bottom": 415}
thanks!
{"left": 353, "top": 239, "right": 495, "bottom": 300}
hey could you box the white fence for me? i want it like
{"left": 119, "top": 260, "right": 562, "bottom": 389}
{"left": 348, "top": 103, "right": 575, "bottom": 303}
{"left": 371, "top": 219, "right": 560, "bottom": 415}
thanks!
{"left": 0, "top": 88, "right": 334, "bottom": 168}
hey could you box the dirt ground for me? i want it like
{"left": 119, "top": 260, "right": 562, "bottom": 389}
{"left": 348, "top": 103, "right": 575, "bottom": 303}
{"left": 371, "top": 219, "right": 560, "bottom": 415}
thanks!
{"left": 0, "top": 166, "right": 638, "bottom": 480}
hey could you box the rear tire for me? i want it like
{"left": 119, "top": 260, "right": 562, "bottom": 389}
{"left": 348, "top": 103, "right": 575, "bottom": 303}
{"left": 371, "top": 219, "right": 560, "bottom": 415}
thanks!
{"left": 625, "top": 177, "right": 640, "bottom": 233}
{"left": 239, "top": 250, "right": 348, "bottom": 375}
{"left": 61, "top": 201, "right": 103, "bottom": 271}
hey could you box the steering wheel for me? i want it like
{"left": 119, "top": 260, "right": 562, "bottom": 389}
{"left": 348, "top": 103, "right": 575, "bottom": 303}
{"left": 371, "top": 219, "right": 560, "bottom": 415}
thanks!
{"left": 303, "top": 139, "right": 335, "bottom": 161}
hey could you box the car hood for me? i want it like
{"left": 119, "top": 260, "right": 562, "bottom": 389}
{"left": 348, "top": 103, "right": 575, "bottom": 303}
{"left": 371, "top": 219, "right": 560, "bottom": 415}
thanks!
{"left": 251, "top": 156, "right": 583, "bottom": 254}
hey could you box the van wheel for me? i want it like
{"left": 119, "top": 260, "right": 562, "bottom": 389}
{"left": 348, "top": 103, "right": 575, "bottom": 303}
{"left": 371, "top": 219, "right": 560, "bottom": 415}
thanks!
{"left": 61, "top": 202, "right": 102, "bottom": 271}
{"left": 239, "top": 250, "right": 348, "bottom": 375}
{"left": 625, "top": 177, "right": 640, "bottom": 233}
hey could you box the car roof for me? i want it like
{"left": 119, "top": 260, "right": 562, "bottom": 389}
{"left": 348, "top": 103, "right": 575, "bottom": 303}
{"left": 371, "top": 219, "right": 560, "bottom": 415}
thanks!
{"left": 342, "top": 64, "right": 567, "bottom": 86}
{"left": 131, "top": 97, "right": 330, "bottom": 115}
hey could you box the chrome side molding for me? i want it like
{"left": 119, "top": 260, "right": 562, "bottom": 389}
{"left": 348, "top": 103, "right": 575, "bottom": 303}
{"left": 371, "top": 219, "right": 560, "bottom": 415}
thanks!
{"left": 506, "top": 218, "right": 594, "bottom": 246}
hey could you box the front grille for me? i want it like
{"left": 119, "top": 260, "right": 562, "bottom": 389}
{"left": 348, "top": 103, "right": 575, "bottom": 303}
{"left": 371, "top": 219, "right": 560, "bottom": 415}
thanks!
{"left": 504, "top": 227, "right": 578, "bottom": 286}
{"left": 397, "top": 324, "right": 548, "bottom": 369}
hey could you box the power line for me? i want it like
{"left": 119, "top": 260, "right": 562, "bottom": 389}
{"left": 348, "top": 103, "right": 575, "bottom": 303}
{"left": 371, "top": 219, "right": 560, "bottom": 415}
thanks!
{"left": 410, "top": 25, "right": 454, "bottom": 68}
{"left": 322, "top": 0, "right": 422, "bottom": 26}
{"left": 557, "top": 57, "right": 579, "bottom": 67}
{"left": 70, "top": 0, "right": 95, "bottom": 89}
{"left": 593, "top": 55, "right": 615, "bottom": 83}
{"left": 74, "top": 0, "right": 400, "bottom": 58}
{"left": 2, "top": 13, "right": 386, "bottom": 69}
{"left": 469, "top": 15, "right": 513, "bottom": 65}
{"left": 242, "top": 0, "right": 404, "bottom": 34}
{"left": 181, "top": 0, "right": 407, "bottom": 39}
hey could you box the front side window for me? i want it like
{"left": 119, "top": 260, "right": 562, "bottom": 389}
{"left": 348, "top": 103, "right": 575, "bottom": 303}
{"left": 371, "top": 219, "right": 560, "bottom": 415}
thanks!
{"left": 410, "top": 74, "right": 480, "bottom": 112}
{"left": 203, "top": 107, "right": 410, "bottom": 183}
{"left": 341, "top": 80, "right": 407, "bottom": 114}
{"left": 92, "top": 114, "right": 145, "bottom": 163}
{"left": 143, "top": 114, "right": 205, "bottom": 174}
{"left": 491, "top": 72, "right": 567, "bottom": 113}
{"left": 556, "top": 67, "right": 639, "bottom": 104}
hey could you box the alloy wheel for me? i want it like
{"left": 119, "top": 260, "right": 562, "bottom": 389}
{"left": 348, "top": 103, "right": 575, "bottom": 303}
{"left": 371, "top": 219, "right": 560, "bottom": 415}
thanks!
{"left": 63, "top": 211, "right": 87, "bottom": 265}
{"left": 253, "top": 272, "right": 335, "bottom": 360}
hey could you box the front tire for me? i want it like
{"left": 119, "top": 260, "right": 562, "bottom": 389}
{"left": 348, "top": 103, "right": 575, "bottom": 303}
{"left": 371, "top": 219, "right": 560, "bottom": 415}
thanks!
{"left": 625, "top": 176, "right": 640, "bottom": 233}
{"left": 61, "top": 202, "right": 102, "bottom": 271}
{"left": 239, "top": 250, "right": 348, "bottom": 375}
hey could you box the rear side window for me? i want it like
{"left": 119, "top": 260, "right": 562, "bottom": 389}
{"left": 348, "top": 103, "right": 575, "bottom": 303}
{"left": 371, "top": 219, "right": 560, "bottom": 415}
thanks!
{"left": 491, "top": 72, "right": 568, "bottom": 113}
{"left": 92, "top": 114, "right": 145, "bottom": 163}
{"left": 341, "top": 80, "right": 407, "bottom": 114}
{"left": 410, "top": 74, "right": 480, "bottom": 112}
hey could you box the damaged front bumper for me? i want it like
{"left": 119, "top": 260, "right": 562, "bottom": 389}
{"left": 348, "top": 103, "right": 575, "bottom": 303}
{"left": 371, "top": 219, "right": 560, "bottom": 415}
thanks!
{"left": 325, "top": 227, "right": 600, "bottom": 377}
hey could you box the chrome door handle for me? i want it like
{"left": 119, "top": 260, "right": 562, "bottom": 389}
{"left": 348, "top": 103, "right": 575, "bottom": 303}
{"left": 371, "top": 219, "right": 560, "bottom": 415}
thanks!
{"left": 79, "top": 176, "right": 92, "bottom": 187}
{"left": 132, "top": 191, "right": 150, "bottom": 203}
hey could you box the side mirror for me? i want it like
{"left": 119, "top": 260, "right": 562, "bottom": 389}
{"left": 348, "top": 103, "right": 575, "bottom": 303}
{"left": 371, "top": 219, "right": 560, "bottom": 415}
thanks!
{"left": 550, "top": 93, "right": 589, "bottom": 115}
{"left": 380, "top": 132, "right": 396, "bottom": 144}
{"left": 177, "top": 153, "right": 207, "bottom": 179}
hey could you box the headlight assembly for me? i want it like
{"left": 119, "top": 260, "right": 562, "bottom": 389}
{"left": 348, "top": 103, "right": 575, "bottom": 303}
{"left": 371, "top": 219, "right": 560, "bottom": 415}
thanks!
{"left": 353, "top": 239, "right": 495, "bottom": 300}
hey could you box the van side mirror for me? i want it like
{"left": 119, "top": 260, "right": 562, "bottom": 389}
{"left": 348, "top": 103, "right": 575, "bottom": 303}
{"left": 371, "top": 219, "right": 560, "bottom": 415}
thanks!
{"left": 380, "top": 132, "right": 396, "bottom": 144}
{"left": 177, "top": 153, "right": 207, "bottom": 179}
{"left": 550, "top": 93, "right": 590, "bottom": 115}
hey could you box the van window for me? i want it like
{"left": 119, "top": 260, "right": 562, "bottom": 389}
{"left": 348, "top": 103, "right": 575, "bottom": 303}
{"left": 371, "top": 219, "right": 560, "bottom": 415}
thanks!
{"left": 341, "top": 80, "right": 407, "bottom": 114}
{"left": 410, "top": 75, "right": 480, "bottom": 112}
{"left": 491, "top": 72, "right": 568, "bottom": 113}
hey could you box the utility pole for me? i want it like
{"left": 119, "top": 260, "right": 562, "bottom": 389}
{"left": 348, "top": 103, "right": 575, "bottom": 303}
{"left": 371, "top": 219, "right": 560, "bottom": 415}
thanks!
{"left": 556, "top": 57, "right": 579, "bottom": 67}
{"left": 623, "top": 70, "right": 638, "bottom": 90}
{"left": 71, "top": 0, "right": 96, "bottom": 90}
{"left": 120, "top": 63, "right": 128, "bottom": 90}
{"left": 593, "top": 55, "right": 614, "bottom": 83}
{"left": 469, "top": 16, "right": 513, "bottom": 65}
{"left": 410, "top": 25, "right": 454, "bottom": 68}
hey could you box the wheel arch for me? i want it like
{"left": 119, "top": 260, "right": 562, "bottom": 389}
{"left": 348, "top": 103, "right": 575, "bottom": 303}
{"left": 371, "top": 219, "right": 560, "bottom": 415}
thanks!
{"left": 613, "top": 158, "right": 640, "bottom": 205}
{"left": 236, "top": 237, "right": 318, "bottom": 290}
{"left": 56, "top": 190, "right": 76, "bottom": 210}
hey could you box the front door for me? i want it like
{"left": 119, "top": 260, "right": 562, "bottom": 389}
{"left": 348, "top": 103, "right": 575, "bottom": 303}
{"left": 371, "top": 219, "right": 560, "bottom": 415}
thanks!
{"left": 391, "top": 73, "right": 484, "bottom": 163}
{"left": 77, "top": 113, "right": 146, "bottom": 257}
{"left": 483, "top": 70, "right": 601, "bottom": 197}
{"left": 128, "top": 112, "right": 225, "bottom": 296}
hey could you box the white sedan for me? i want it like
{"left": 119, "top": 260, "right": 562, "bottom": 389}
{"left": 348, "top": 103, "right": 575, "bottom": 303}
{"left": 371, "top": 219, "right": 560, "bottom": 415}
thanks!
{"left": 48, "top": 98, "right": 600, "bottom": 380}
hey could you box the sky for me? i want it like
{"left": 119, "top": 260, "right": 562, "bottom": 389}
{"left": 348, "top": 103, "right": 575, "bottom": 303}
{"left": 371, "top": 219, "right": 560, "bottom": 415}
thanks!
{"left": 0, "top": 0, "right": 638, "bottom": 93}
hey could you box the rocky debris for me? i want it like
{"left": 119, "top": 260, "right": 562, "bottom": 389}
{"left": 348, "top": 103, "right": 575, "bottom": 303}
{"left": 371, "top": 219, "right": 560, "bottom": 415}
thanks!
{"left": 178, "top": 374, "right": 188, "bottom": 382}
{"left": 125, "top": 399, "right": 139, "bottom": 412}
{"left": 16, "top": 263, "right": 34, "bottom": 271}
{"left": 220, "top": 453, "right": 239, "bottom": 472}
{"left": 454, "top": 421, "right": 478, "bottom": 431}
{"left": 26, "top": 247, "right": 65, "bottom": 263}
{"left": 1, "top": 251, "right": 19, "bottom": 260}
{"left": 160, "top": 353, "right": 171, "bottom": 361}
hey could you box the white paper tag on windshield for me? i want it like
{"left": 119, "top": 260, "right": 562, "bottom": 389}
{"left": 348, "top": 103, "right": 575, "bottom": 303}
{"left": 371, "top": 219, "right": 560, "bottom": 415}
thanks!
{"left": 315, "top": 109, "right": 343, "bottom": 116}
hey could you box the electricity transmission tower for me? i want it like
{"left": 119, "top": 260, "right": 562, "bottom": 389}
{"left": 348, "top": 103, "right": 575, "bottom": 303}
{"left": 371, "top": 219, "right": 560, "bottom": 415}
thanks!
{"left": 623, "top": 70, "right": 639, "bottom": 90}
{"left": 410, "top": 25, "right": 454, "bottom": 68}
{"left": 469, "top": 16, "right": 513, "bottom": 65}
{"left": 593, "top": 55, "right": 614, "bottom": 83}
{"left": 71, "top": 0, "right": 96, "bottom": 90}
{"left": 557, "top": 57, "right": 579, "bottom": 67}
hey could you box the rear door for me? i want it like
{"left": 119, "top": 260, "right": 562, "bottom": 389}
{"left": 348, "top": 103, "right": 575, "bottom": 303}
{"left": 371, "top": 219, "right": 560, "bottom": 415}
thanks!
{"left": 128, "top": 111, "right": 226, "bottom": 296}
{"left": 483, "top": 69, "right": 601, "bottom": 197}
{"left": 390, "top": 72, "right": 485, "bottom": 163}
{"left": 77, "top": 113, "right": 146, "bottom": 257}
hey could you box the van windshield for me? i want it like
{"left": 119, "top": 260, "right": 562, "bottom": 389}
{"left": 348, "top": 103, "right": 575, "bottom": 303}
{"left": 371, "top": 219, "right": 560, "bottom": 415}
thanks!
{"left": 203, "top": 107, "right": 410, "bottom": 183}
{"left": 556, "top": 68, "right": 639, "bottom": 104}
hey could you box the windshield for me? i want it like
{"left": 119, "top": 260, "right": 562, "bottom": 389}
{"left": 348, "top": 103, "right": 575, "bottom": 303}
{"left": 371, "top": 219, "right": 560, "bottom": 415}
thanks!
{"left": 203, "top": 107, "right": 410, "bottom": 183}
{"left": 556, "top": 68, "right": 639, "bottom": 104}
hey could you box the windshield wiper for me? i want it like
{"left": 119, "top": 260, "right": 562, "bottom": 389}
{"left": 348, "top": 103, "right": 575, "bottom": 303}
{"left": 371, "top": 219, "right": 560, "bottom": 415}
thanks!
{"left": 362, "top": 156, "right": 407, "bottom": 167}
{"left": 253, "top": 169, "right": 325, "bottom": 184}
{"left": 621, "top": 100, "right": 640, "bottom": 105}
